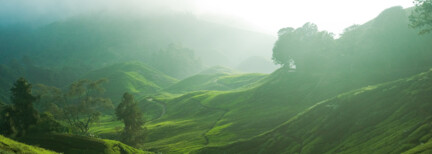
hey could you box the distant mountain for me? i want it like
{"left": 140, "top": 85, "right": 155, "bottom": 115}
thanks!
{"left": 82, "top": 61, "right": 177, "bottom": 102}
{"left": 0, "top": 13, "right": 275, "bottom": 73}
{"left": 198, "top": 68, "right": 432, "bottom": 153}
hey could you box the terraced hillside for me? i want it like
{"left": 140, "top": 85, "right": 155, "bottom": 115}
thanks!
{"left": 165, "top": 66, "right": 267, "bottom": 93}
{"left": 197, "top": 69, "right": 432, "bottom": 153}
{"left": 138, "top": 67, "right": 381, "bottom": 153}
{"left": 82, "top": 61, "right": 178, "bottom": 101}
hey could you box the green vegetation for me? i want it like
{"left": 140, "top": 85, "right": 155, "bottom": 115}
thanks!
{"left": 197, "top": 69, "right": 432, "bottom": 153}
{"left": 165, "top": 66, "right": 267, "bottom": 93}
{"left": 18, "top": 133, "right": 150, "bottom": 154}
{"left": 1, "top": 1, "right": 432, "bottom": 154}
{"left": 1, "top": 78, "right": 40, "bottom": 137}
{"left": 410, "top": 0, "right": 432, "bottom": 34}
{"left": 82, "top": 62, "right": 177, "bottom": 101}
{"left": 0, "top": 134, "right": 58, "bottom": 154}
{"left": 116, "top": 93, "right": 146, "bottom": 146}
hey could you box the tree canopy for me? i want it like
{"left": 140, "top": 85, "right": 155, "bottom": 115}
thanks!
{"left": 272, "top": 23, "right": 334, "bottom": 71}
{"left": 116, "top": 92, "right": 145, "bottom": 146}
{"left": 410, "top": 0, "right": 432, "bottom": 34}
{"left": 0, "top": 78, "right": 39, "bottom": 137}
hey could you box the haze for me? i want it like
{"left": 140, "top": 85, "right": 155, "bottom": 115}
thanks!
{"left": 1, "top": 0, "right": 414, "bottom": 36}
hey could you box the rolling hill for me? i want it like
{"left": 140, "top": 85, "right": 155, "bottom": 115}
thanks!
{"left": 165, "top": 66, "right": 267, "bottom": 93}
{"left": 18, "top": 133, "right": 150, "bottom": 154}
{"left": 128, "top": 6, "right": 432, "bottom": 153}
{"left": 197, "top": 68, "right": 432, "bottom": 153}
{"left": 0, "top": 135, "right": 58, "bottom": 154}
{"left": 82, "top": 61, "right": 177, "bottom": 102}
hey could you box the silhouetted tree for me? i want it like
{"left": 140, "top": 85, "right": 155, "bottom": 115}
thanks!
{"left": 0, "top": 78, "right": 39, "bottom": 137}
{"left": 116, "top": 92, "right": 145, "bottom": 146}
{"left": 272, "top": 23, "right": 334, "bottom": 71}
{"left": 410, "top": 0, "right": 432, "bottom": 34}
{"left": 62, "top": 79, "right": 114, "bottom": 135}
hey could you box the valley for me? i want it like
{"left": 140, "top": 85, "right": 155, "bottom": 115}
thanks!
{"left": 1, "top": 1, "right": 432, "bottom": 154}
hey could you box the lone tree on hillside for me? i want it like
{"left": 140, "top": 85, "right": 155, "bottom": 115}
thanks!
{"left": 410, "top": 0, "right": 432, "bottom": 34}
{"left": 62, "top": 79, "right": 113, "bottom": 135}
{"left": 272, "top": 23, "right": 334, "bottom": 71}
{"left": 116, "top": 92, "right": 145, "bottom": 146}
{"left": 0, "top": 78, "right": 39, "bottom": 137}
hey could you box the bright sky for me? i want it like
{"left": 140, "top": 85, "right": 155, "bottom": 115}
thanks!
{"left": 193, "top": 0, "right": 415, "bottom": 35}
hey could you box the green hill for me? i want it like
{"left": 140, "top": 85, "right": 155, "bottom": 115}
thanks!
{"left": 0, "top": 135, "right": 58, "bottom": 154}
{"left": 197, "top": 68, "right": 432, "bottom": 153}
{"left": 18, "top": 133, "right": 150, "bottom": 154}
{"left": 140, "top": 67, "right": 369, "bottom": 153}
{"left": 136, "top": 6, "right": 432, "bottom": 153}
{"left": 82, "top": 62, "right": 177, "bottom": 102}
{"left": 165, "top": 66, "right": 267, "bottom": 93}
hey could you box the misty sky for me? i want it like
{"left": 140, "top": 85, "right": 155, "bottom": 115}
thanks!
{"left": 194, "top": 0, "right": 415, "bottom": 35}
{"left": 0, "top": 0, "right": 414, "bottom": 36}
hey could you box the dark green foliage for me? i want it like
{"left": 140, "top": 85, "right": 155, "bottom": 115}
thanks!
{"left": 410, "top": 0, "right": 432, "bottom": 34}
{"left": 0, "top": 78, "right": 39, "bottom": 137}
{"left": 272, "top": 23, "right": 334, "bottom": 70}
{"left": 28, "top": 112, "right": 68, "bottom": 134}
{"left": 34, "top": 79, "right": 114, "bottom": 135}
{"left": 116, "top": 92, "right": 146, "bottom": 146}
{"left": 62, "top": 79, "right": 114, "bottom": 135}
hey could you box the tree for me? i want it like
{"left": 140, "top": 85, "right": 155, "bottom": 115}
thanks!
{"left": 0, "top": 78, "right": 39, "bottom": 137}
{"left": 116, "top": 92, "right": 145, "bottom": 146}
{"left": 410, "top": 0, "right": 432, "bottom": 34}
{"left": 272, "top": 23, "right": 334, "bottom": 71}
{"left": 62, "top": 79, "right": 114, "bottom": 135}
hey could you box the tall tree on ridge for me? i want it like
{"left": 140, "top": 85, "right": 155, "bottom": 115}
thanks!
{"left": 116, "top": 92, "right": 145, "bottom": 146}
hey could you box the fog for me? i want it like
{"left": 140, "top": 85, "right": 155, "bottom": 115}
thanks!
{"left": 0, "top": 0, "right": 195, "bottom": 25}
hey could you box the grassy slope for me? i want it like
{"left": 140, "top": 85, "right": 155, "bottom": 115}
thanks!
{"left": 18, "top": 133, "right": 151, "bottom": 154}
{"left": 198, "top": 69, "right": 432, "bottom": 154}
{"left": 82, "top": 61, "right": 177, "bottom": 101}
{"left": 0, "top": 135, "right": 58, "bottom": 154}
{"left": 165, "top": 71, "right": 267, "bottom": 93}
{"left": 138, "top": 67, "right": 372, "bottom": 153}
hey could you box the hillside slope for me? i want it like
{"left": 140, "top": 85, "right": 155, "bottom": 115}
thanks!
{"left": 165, "top": 66, "right": 267, "bottom": 93}
{"left": 82, "top": 62, "right": 177, "bottom": 102}
{"left": 19, "top": 133, "right": 150, "bottom": 154}
{"left": 141, "top": 68, "right": 367, "bottom": 153}
{"left": 139, "top": 7, "right": 432, "bottom": 153}
{"left": 0, "top": 135, "right": 58, "bottom": 154}
{"left": 197, "top": 68, "right": 432, "bottom": 154}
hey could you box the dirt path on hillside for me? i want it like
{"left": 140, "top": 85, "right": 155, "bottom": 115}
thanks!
{"left": 191, "top": 98, "right": 229, "bottom": 145}
{"left": 146, "top": 98, "right": 167, "bottom": 123}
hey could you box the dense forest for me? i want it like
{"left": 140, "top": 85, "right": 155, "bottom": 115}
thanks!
{"left": 1, "top": 0, "right": 432, "bottom": 154}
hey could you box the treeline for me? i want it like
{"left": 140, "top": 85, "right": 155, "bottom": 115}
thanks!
{"left": 272, "top": 6, "right": 432, "bottom": 86}
{"left": 0, "top": 77, "right": 148, "bottom": 147}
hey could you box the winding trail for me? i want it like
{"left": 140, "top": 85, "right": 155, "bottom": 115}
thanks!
{"left": 191, "top": 98, "right": 229, "bottom": 145}
{"left": 145, "top": 98, "right": 167, "bottom": 123}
